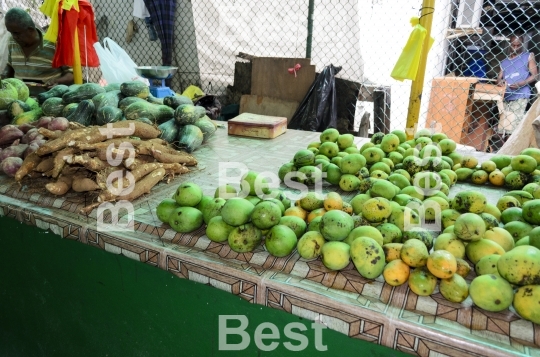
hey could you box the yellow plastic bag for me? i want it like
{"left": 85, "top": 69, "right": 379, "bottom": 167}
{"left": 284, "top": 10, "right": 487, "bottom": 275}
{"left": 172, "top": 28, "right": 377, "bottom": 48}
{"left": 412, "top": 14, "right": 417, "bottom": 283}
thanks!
{"left": 391, "top": 17, "right": 434, "bottom": 81}
{"left": 182, "top": 85, "right": 205, "bottom": 100}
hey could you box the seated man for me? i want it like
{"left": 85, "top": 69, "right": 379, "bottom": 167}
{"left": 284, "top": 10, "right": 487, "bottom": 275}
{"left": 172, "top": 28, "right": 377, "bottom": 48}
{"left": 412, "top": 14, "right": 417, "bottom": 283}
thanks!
{"left": 2, "top": 8, "right": 74, "bottom": 92}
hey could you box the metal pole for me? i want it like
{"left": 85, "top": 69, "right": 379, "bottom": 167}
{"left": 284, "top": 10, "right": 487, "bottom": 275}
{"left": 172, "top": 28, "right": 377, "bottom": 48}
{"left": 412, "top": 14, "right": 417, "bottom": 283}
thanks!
{"left": 306, "top": 0, "right": 315, "bottom": 58}
{"left": 405, "top": 0, "right": 435, "bottom": 139}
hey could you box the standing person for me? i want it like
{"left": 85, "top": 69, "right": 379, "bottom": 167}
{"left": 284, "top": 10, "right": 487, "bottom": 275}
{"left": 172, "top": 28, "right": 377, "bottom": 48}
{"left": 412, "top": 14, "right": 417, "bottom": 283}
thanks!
{"left": 2, "top": 8, "right": 73, "bottom": 90}
{"left": 496, "top": 35, "right": 538, "bottom": 136}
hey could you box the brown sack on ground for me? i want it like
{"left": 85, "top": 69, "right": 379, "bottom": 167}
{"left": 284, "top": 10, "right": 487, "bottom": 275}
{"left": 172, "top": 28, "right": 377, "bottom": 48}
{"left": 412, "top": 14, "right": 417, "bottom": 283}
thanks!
{"left": 533, "top": 117, "right": 540, "bottom": 149}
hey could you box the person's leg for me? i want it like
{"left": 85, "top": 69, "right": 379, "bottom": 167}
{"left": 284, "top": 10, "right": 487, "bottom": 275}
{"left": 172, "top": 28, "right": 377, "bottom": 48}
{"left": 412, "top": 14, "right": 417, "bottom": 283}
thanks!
{"left": 491, "top": 99, "right": 526, "bottom": 152}
{"left": 510, "top": 98, "right": 529, "bottom": 131}
{"left": 491, "top": 101, "right": 513, "bottom": 151}
{"left": 498, "top": 98, "right": 528, "bottom": 136}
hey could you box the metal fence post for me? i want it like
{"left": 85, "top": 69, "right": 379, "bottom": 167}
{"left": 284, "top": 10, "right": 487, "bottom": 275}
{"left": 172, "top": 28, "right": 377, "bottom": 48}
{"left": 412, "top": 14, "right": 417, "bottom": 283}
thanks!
{"left": 306, "top": 0, "right": 315, "bottom": 59}
{"left": 405, "top": 0, "right": 436, "bottom": 138}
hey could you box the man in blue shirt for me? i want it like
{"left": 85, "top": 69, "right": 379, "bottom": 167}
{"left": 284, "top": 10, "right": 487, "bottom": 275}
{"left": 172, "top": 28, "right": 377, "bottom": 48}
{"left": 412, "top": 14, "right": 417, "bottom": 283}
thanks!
{"left": 496, "top": 35, "right": 538, "bottom": 135}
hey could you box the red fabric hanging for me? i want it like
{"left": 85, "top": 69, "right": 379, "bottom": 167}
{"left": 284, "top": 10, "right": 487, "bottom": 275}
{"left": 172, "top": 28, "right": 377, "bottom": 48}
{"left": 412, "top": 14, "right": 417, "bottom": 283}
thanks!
{"left": 52, "top": 0, "right": 100, "bottom": 68}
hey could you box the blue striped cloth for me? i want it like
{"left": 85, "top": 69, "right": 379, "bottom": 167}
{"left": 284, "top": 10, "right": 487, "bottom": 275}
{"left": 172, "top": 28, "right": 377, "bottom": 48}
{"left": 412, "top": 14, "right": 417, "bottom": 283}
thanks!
{"left": 142, "top": 0, "right": 176, "bottom": 66}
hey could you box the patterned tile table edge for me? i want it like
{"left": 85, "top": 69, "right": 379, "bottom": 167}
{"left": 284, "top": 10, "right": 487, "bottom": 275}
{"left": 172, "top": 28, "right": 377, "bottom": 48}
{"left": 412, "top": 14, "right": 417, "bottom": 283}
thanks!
{"left": 82, "top": 225, "right": 272, "bottom": 305}
{"left": 0, "top": 195, "right": 87, "bottom": 242}
{"left": 397, "top": 287, "right": 540, "bottom": 354}
{"left": 84, "top": 228, "right": 164, "bottom": 268}
{"left": 262, "top": 277, "right": 528, "bottom": 357}
{"left": 164, "top": 251, "right": 264, "bottom": 304}
{"left": 263, "top": 282, "right": 389, "bottom": 346}
{"left": 391, "top": 318, "right": 532, "bottom": 357}
{"left": 393, "top": 329, "right": 507, "bottom": 357}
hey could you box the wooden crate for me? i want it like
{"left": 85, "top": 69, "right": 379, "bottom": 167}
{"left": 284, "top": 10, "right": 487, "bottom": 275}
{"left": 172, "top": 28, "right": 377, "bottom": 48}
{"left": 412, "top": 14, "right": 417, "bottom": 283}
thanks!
{"left": 228, "top": 113, "right": 288, "bottom": 139}
{"left": 427, "top": 77, "right": 505, "bottom": 151}
{"left": 427, "top": 77, "right": 478, "bottom": 142}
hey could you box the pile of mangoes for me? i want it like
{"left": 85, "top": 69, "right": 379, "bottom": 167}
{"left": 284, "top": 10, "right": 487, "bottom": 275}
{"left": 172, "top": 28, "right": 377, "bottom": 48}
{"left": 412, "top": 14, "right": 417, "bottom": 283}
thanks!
{"left": 275, "top": 128, "right": 540, "bottom": 324}
{"left": 156, "top": 128, "right": 540, "bottom": 325}
{"left": 453, "top": 149, "right": 540, "bottom": 189}
{"left": 278, "top": 128, "right": 459, "bottom": 191}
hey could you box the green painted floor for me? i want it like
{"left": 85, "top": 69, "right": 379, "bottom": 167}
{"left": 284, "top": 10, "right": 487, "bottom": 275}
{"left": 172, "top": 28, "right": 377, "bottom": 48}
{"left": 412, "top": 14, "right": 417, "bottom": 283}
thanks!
{"left": 0, "top": 215, "right": 407, "bottom": 356}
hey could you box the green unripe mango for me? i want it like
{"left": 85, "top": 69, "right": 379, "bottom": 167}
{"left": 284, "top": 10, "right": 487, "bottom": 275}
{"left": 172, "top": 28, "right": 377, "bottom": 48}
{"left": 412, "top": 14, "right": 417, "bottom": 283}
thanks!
{"left": 350, "top": 237, "right": 385, "bottom": 279}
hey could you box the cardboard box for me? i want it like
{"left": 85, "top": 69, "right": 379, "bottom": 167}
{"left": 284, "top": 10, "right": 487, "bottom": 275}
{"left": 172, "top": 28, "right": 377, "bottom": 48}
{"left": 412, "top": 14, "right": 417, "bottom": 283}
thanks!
{"left": 228, "top": 113, "right": 287, "bottom": 139}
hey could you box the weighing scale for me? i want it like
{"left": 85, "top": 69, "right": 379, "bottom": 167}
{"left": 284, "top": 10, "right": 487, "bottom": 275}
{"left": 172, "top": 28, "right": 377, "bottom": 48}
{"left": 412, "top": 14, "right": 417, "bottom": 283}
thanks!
{"left": 135, "top": 66, "right": 178, "bottom": 98}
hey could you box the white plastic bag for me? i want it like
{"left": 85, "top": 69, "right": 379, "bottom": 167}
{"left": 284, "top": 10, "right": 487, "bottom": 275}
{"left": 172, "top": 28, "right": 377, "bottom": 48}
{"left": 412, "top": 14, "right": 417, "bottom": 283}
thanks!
{"left": 93, "top": 37, "right": 149, "bottom": 85}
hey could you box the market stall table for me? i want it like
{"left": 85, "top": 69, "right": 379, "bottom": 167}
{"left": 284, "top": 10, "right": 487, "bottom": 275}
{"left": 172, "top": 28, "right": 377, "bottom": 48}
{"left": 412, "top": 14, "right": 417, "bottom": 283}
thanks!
{"left": 0, "top": 123, "right": 537, "bottom": 357}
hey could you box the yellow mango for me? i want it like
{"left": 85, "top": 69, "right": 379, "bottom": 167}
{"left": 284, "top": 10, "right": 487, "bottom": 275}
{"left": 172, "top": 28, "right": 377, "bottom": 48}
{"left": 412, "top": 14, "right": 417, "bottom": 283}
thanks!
{"left": 469, "top": 274, "right": 513, "bottom": 312}
{"left": 323, "top": 192, "right": 343, "bottom": 211}
{"left": 383, "top": 243, "right": 403, "bottom": 263}
{"left": 383, "top": 259, "right": 410, "bottom": 286}
{"left": 455, "top": 258, "right": 472, "bottom": 279}
{"left": 514, "top": 285, "right": 540, "bottom": 324}
{"left": 465, "top": 239, "right": 505, "bottom": 265}
{"left": 400, "top": 238, "right": 429, "bottom": 268}
{"left": 433, "top": 232, "right": 465, "bottom": 259}
{"left": 498, "top": 245, "right": 540, "bottom": 285}
{"left": 427, "top": 250, "right": 457, "bottom": 279}
{"left": 439, "top": 273, "right": 469, "bottom": 303}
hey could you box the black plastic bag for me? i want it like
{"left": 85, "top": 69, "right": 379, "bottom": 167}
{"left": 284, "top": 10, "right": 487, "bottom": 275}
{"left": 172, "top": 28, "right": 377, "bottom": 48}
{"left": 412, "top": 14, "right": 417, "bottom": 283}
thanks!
{"left": 193, "top": 95, "right": 222, "bottom": 120}
{"left": 288, "top": 64, "right": 341, "bottom": 131}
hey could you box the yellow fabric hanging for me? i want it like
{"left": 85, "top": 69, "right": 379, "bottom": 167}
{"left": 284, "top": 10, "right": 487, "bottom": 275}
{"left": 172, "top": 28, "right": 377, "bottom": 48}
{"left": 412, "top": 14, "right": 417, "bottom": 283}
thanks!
{"left": 391, "top": 17, "right": 434, "bottom": 82}
{"left": 41, "top": 0, "right": 61, "bottom": 43}
{"left": 42, "top": 0, "right": 82, "bottom": 81}
{"left": 40, "top": 0, "right": 56, "bottom": 16}
{"left": 62, "top": 0, "right": 79, "bottom": 12}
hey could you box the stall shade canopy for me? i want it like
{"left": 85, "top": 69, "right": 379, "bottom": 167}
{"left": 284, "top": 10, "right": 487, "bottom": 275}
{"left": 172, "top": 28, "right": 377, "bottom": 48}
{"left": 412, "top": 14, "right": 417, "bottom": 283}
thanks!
{"left": 143, "top": 0, "right": 176, "bottom": 66}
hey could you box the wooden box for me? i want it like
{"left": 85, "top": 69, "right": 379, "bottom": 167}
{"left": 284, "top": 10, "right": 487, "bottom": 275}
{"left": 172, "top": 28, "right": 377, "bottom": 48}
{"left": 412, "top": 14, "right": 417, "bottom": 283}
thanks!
{"left": 227, "top": 113, "right": 287, "bottom": 139}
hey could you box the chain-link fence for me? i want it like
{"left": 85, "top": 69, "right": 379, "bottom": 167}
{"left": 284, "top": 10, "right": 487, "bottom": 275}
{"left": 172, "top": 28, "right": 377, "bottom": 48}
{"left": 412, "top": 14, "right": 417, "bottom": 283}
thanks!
{"left": 356, "top": 0, "right": 539, "bottom": 153}
{"left": 4, "top": 0, "right": 540, "bottom": 152}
